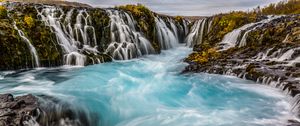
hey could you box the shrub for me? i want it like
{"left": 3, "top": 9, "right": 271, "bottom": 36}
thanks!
{"left": 175, "top": 16, "right": 183, "bottom": 22}
{"left": 24, "top": 15, "right": 35, "bottom": 28}
{"left": 118, "top": 4, "right": 152, "bottom": 18}
{"left": 260, "top": 0, "right": 300, "bottom": 15}
{"left": 187, "top": 48, "right": 220, "bottom": 64}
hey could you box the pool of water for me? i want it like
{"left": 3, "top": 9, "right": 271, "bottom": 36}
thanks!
{"left": 0, "top": 46, "right": 296, "bottom": 126}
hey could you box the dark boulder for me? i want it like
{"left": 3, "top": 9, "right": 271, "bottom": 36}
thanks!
{"left": 0, "top": 94, "right": 40, "bottom": 126}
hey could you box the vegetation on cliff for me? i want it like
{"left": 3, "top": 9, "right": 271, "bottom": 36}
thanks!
{"left": 88, "top": 9, "right": 111, "bottom": 52}
{"left": 186, "top": 48, "right": 220, "bottom": 64}
{"left": 209, "top": 12, "right": 258, "bottom": 43}
{"left": 187, "top": 0, "right": 300, "bottom": 65}
{"left": 259, "top": 0, "right": 300, "bottom": 15}
{"left": 12, "top": 5, "right": 63, "bottom": 68}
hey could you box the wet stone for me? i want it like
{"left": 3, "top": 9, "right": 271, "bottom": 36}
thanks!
{"left": 0, "top": 94, "right": 39, "bottom": 126}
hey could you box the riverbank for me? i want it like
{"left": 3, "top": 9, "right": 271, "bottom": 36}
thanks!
{"left": 182, "top": 1, "right": 300, "bottom": 124}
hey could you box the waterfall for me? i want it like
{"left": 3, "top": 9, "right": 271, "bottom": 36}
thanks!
{"left": 105, "top": 9, "right": 155, "bottom": 60}
{"left": 13, "top": 22, "right": 40, "bottom": 67}
{"left": 167, "top": 18, "right": 179, "bottom": 41}
{"left": 155, "top": 16, "right": 179, "bottom": 50}
{"left": 36, "top": 6, "right": 102, "bottom": 66}
{"left": 219, "top": 16, "right": 282, "bottom": 50}
{"left": 183, "top": 20, "right": 189, "bottom": 36}
{"left": 185, "top": 18, "right": 211, "bottom": 47}
{"left": 277, "top": 48, "right": 295, "bottom": 61}
{"left": 254, "top": 47, "right": 300, "bottom": 66}
{"left": 185, "top": 20, "right": 202, "bottom": 47}
{"left": 36, "top": 6, "right": 184, "bottom": 62}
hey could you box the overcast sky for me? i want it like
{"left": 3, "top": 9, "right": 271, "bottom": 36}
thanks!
{"left": 70, "top": 0, "right": 282, "bottom": 16}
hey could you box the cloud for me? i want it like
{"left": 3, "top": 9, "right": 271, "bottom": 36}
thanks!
{"left": 70, "top": 0, "right": 282, "bottom": 16}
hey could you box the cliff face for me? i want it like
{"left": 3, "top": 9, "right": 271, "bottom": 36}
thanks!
{"left": 0, "top": 2, "right": 189, "bottom": 70}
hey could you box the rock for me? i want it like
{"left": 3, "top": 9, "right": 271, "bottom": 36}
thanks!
{"left": 0, "top": 94, "right": 39, "bottom": 126}
{"left": 288, "top": 120, "right": 300, "bottom": 126}
{"left": 0, "top": 93, "right": 14, "bottom": 103}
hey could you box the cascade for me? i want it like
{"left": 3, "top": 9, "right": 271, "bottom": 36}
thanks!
{"left": 207, "top": 18, "right": 213, "bottom": 33}
{"left": 219, "top": 16, "right": 282, "bottom": 50}
{"left": 183, "top": 20, "right": 189, "bottom": 36}
{"left": 255, "top": 47, "right": 274, "bottom": 60}
{"left": 105, "top": 9, "right": 155, "bottom": 60}
{"left": 174, "top": 19, "right": 189, "bottom": 43}
{"left": 155, "top": 16, "right": 179, "bottom": 50}
{"left": 196, "top": 18, "right": 208, "bottom": 45}
{"left": 167, "top": 18, "right": 179, "bottom": 41}
{"left": 278, "top": 48, "right": 296, "bottom": 61}
{"left": 36, "top": 6, "right": 102, "bottom": 66}
{"left": 185, "top": 19, "right": 202, "bottom": 47}
{"left": 13, "top": 22, "right": 40, "bottom": 67}
{"left": 185, "top": 18, "right": 211, "bottom": 47}
{"left": 254, "top": 46, "right": 300, "bottom": 66}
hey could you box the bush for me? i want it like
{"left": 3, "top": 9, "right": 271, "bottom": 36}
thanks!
{"left": 24, "top": 15, "right": 35, "bottom": 28}
{"left": 118, "top": 4, "right": 152, "bottom": 18}
{"left": 187, "top": 48, "right": 220, "bottom": 64}
{"left": 260, "top": 0, "right": 300, "bottom": 15}
{"left": 175, "top": 16, "right": 183, "bottom": 22}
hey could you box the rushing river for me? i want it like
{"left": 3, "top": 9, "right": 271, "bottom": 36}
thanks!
{"left": 0, "top": 46, "right": 296, "bottom": 126}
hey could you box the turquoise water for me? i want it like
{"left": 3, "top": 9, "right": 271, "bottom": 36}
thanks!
{"left": 0, "top": 46, "right": 296, "bottom": 126}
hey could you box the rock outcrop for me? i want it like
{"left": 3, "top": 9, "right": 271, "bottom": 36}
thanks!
{"left": 0, "top": 94, "right": 40, "bottom": 126}
{"left": 0, "top": 94, "right": 99, "bottom": 126}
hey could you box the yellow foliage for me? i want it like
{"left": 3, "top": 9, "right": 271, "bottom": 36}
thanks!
{"left": 24, "top": 15, "right": 35, "bottom": 28}
{"left": 118, "top": 4, "right": 152, "bottom": 18}
{"left": 0, "top": 6, "right": 5, "bottom": 12}
{"left": 175, "top": 16, "right": 183, "bottom": 22}
{"left": 0, "top": 5, "right": 7, "bottom": 19}
{"left": 260, "top": 0, "right": 300, "bottom": 15}
{"left": 187, "top": 48, "right": 220, "bottom": 64}
{"left": 218, "top": 11, "right": 256, "bottom": 33}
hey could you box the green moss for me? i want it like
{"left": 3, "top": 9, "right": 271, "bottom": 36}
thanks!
{"left": 89, "top": 8, "right": 110, "bottom": 51}
{"left": 3, "top": 4, "right": 64, "bottom": 69}
{"left": 0, "top": 19, "right": 32, "bottom": 70}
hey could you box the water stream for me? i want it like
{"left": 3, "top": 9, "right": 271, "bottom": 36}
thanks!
{"left": 0, "top": 46, "right": 296, "bottom": 126}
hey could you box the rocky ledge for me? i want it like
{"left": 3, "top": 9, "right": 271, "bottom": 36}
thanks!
{"left": 0, "top": 94, "right": 40, "bottom": 125}
{"left": 0, "top": 94, "right": 97, "bottom": 126}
